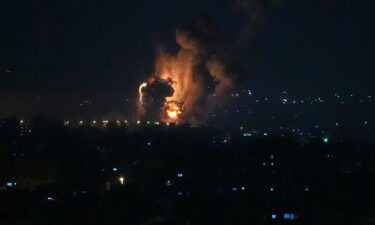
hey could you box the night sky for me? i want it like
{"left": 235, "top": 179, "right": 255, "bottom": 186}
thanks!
{"left": 0, "top": 0, "right": 374, "bottom": 119}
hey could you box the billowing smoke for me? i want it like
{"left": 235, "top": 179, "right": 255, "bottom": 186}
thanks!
{"left": 139, "top": 2, "right": 280, "bottom": 123}
{"left": 139, "top": 76, "right": 175, "bottom": 121}
{"left": 155, "top": 16, "right": 235, "bottom": 123}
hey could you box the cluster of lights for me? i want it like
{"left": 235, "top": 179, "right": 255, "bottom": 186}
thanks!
{"left": 227, "top": 90, "right": 374, "bottom": 106}
{"left": 62, "top": 120, "right": 132, "bottom": 127}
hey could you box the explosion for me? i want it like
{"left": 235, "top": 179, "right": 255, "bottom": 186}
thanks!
{"left": 138, "top": 75, "right": 186, "bottom": 122}
{"left": 135, "top": 2, "right": 279, "bottom": 124}
{"left": 165, "top": 100, "right": 185, "bottom": 121}
{"left": 138, "top": 17, "right": 236, "bottom": 124}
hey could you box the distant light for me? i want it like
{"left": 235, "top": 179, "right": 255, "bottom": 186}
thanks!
{"left": 323, "top": 137, "right": 329, "bottom": 143}
{"left": 231, "top": 187, "right": 238, "bottom": 192}
{"left": 79, "top": 120, "right": 83, "bottom": 125}
{"left": 147, "top": 142, "right": 151, "bottom": 146}
{"left": 47, "top": 196, "right": 54, "bottom": 201}
{"left": 241, "top": 186, "right": 245, "bottom": 190}
{"left": 112, "top": 168, "right": 118, "bottom": 172}
{"left": 93, "top": 120, "right": 97, "bottom": 124}
{"left": 364, "top": 121, "right": 368, "bottom": 125}
{"left": 270, "top": 162, "right": 275, "bottom": 166}
{"left": 20, "top": 120, "right": 24, "bottom": 124}
{"left": 118, "top": 176, "right": 125, "bottom": 185}
{"left": 177, "top": 173, "right": 183, "bottom": 178}
{"left": 263, "top": 132, "right": 268, "bottom": 136}
{"left": 284, "top": 213, "right": 297, "bottom": 220}
{"left": 177, "top": 192, "right": 183, "bottom": 196}
{"left": 304, "top": 187, "right": 310, "bottom": 192}
{"left": 335, "top": 122, "right": 339, "bottom": 126}
{"left": 6, "top": 182, "right": 13, "bottom": 187}
{"left": 137, "top": 120, "right": 141, "bottom": 124}
{"left": 243, "top": 133, "right": 252, "bottom": 137}
{"left": 271, "top": 214, "right": 277, "bottom": 219}
{"left": 165, "top": 180, "right": 172, "bottom": 186}
{"left": 270, "top": 187, "right": 274, "bottom": 191}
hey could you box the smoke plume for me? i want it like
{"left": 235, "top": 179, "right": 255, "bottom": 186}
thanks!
{"left": 154, "top": 16, "right": 235, "bottom": 123}
{"left": 139, "top": 2, "right": 280, "bottom": 123}
{"left": 139, "top": 76, "right": 175, "bottom": 121}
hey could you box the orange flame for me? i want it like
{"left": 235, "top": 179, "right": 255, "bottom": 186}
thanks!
{"left": 165, "top": 101, "right": 185, "bottom": 121}
{"left": 138, "top": 82, "right": 147, "bottom": 102}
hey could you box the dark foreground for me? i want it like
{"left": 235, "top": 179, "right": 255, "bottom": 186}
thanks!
{"left": 1, "top": 118, "right": 374, "bottom": 225}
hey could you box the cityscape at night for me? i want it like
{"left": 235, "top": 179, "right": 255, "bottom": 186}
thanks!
{"left": 0, "top": 0, "right": 374, "bottom": 224}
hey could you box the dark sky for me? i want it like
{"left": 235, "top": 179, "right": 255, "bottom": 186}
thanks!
{"left": 0, "top": 0, "right": 374, "bottom": 119}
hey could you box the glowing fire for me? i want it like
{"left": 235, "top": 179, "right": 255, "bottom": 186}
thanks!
{"left": 137, "top": 23, "right": 235, "bottom": 125}
{"left": 138, "top": 82, "right": 147, "bottom": 102}
{"left": 165, "top": 100, "right": 184, "bottom": 120}
{"left": 138, "top": 76, "right": 185, "bottom": 122}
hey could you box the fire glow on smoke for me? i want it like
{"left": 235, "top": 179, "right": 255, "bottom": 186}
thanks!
{"left": 138, "top": 18, "right": 238, "bottom": 124}
{"left": 138, "top": 75, "right": 185, "bottom": 123}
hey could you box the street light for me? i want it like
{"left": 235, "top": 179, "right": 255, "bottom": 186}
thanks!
{"left": 119, "top": 176, "right": 125, "bottom": 185}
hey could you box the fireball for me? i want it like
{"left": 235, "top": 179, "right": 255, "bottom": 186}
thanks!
{"left": 138, "top": 76, "right": 185, "bottom": 123}
{"left": 165, "top": 100, "right": 185, "bottom": 121}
